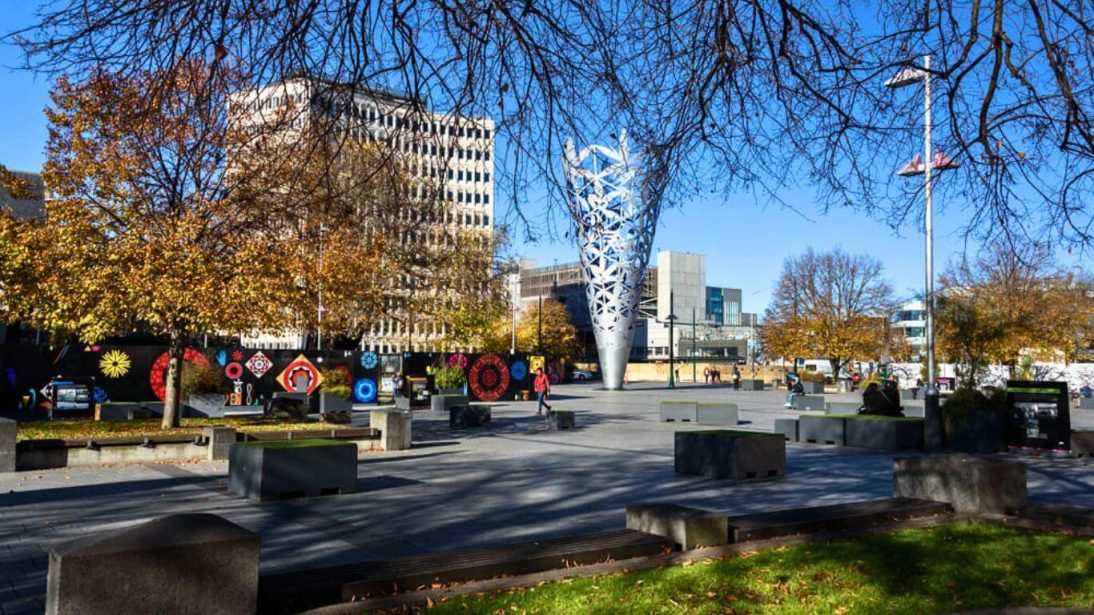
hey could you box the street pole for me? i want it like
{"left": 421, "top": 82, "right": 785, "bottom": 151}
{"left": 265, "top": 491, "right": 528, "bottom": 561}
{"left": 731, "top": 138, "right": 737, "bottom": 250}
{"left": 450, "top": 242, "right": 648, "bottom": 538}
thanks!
{"left": 692, "top": 307, "right": 697, "bottom": 383}
{"left": 668, "top": 291, "right": 675, "bottom": 389}
{"left": 511, "top": 304, "right": 517, "bottom": 355}
{"left": 317, "top": 224, "right": 325, "bottom": 350}
{"left": 921, "top": 54, "right": 942, "bottom": 450}
{"left": 537, "top": 295, "right": 543, "bottom": 354}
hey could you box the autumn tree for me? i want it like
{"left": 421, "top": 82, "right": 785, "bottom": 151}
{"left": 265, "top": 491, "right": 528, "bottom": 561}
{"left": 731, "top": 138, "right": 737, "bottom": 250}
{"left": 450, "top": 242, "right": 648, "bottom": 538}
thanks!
{"left": 481, "top": 299, "right": 578, "bottom": 362}
{"left": 936, "top": 243, "right": 1093, "bottom": 389}
{"left": 0, "top": 164, "right": 32, "bottom": 200}
{"left": 762, "top": 248, "right": 896, "bottom": 376}
{"left": 12, "top": 1, "right": 1093, "bottom": 250}
{"left": 0, "top": 65, "right": 386, "bottom": 427}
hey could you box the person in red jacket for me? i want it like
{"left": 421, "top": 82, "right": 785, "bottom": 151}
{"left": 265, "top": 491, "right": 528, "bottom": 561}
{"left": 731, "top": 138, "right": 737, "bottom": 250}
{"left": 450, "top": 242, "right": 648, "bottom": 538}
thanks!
{"left": 534, "top": 367, "right": 552, "bottom": 416}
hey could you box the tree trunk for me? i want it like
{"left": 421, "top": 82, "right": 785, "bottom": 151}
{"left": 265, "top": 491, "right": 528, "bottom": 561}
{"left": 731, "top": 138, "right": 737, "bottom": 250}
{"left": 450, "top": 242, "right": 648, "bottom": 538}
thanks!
{"left": 161, "top": 330, "right": 185, "bottom": 429}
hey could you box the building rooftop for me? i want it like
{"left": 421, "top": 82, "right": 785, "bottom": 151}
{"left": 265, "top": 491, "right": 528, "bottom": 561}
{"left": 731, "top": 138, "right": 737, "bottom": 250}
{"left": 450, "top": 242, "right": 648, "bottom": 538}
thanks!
{"left": 0, "top": 170, "right": 45, "bottom": 220}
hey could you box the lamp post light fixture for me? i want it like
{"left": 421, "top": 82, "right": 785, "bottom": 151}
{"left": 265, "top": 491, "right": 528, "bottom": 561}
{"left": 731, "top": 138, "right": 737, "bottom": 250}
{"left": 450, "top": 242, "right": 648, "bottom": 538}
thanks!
{"left": 885, "top": 54, "right": 959, "bottom": 450}
{"left": 666, "top": 290, "right": 677, "bottom": 389}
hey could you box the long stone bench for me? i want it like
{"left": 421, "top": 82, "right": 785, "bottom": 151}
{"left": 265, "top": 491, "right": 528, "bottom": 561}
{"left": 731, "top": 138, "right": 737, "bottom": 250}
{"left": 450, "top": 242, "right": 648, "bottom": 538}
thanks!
{"left": 228, "top": 440, "right": 358, "bottom": 501}
{"left": 626, "top": 503, "right": 728, "bottom": 550}
{"left": 257, "top": 530, "right": 673, "bottom": 613}
{"left": 726, "top": 498, "right": 952, "bottom": 543}
{"left": 842, "top": 415, "right": 924, "bottom": 450}
{"left": 825, "top": 401, "right": 861, "bottom": 415}
{"left": 791, "top": 395, "right": 825, "bottom": 412}
{"left": 893, "top": 454, "right": 1027, "bottom": 514}
{"left": 773, "top": 418, "right": 799, "bottom": 442}
{"left": 659, "top": 400, "right": 698, "bottom": 422}
{"left": 798, "top": 415, "right": 845, "bottom": 445}
{"left": 47, "top": 513, "right": 259, "bottom": 615}
{"left": 696, "top": 402, "right": 738, "bottom": 425}
{"left": 740, "top": 379, "right": 765, "bottom": 391}
{"left": 1078, "top": 397, "right": 1094, "bottom": 409}
{"left": 674, "top": 430, "right": 785, "bottom": 480}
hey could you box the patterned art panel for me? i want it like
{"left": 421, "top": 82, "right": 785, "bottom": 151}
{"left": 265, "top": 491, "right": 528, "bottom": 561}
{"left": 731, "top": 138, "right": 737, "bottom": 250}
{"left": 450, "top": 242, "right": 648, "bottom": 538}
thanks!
{"left": 0, "top": 345, "right": 532, "bottom": 412}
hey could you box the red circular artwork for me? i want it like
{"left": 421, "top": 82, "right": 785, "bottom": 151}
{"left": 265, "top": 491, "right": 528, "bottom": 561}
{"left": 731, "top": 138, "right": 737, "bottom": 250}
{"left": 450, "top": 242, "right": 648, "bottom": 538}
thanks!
{"left": 332, "top": 364, "right": 353, "bottom": 387}
{"left": 225, "top": 362, "right": 244, "bottom": 380}
{"left": 448, "top": 353, "right": 469, "bottom": 369}
{"left": 149, "top": 349, "right": 210, "bottom": 400}
{"left": 468, "top": 354, "right": 510, "bottom": 402}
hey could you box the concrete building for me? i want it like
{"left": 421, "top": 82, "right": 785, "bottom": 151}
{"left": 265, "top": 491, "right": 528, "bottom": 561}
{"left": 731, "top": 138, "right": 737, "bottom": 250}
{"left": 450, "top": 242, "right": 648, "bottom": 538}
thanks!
{"left": 892, "top": 300, "right": 927, "bottom": 359}
{"left": 230, "top": 77, "right": 495, "bottom": 352}
{"left": 516, "top": 251, "right": 758, "bottom": 363}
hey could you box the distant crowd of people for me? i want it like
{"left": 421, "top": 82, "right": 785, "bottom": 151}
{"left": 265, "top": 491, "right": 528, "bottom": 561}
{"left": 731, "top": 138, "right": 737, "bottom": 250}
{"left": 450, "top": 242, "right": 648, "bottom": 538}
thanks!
{"left": 701, "top": 366, "right": 743, "bottom": 390}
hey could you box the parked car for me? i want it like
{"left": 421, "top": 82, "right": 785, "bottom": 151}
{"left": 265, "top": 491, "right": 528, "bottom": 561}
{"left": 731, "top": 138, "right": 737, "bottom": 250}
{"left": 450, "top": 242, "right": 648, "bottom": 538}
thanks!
{"left": 571, "top": 369, "right": 595, "bottom": 381}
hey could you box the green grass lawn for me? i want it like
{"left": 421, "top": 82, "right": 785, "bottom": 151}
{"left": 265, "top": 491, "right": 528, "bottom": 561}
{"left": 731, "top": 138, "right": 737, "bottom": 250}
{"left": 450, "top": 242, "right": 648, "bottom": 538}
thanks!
{"left": 428, "top": 524, "right": 1093, "bottom": 614}
{"left": 16, "top": 417, "right": 349, "bottom": 441}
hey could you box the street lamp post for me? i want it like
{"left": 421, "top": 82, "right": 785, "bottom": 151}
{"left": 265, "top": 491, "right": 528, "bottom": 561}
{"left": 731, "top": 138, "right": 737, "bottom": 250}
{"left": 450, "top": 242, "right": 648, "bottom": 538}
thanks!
{"left": 886, "top": 54, "right": 958, "bottom": 450}
{"left": 692, "top": 307, "right": 697, "bottom": 383}
{"left": 667, "top": 291, "right": 677, "bottom": 389}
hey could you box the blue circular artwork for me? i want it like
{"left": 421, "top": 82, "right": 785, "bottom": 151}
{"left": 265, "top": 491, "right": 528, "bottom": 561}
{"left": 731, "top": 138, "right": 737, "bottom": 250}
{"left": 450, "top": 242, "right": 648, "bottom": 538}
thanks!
{"left": 360, "top": 351, "right": 379, "bottom": 369}
{"left": 510, "top": 361, "right": 528, "bottom": 380}
{"left": 354, "top": 378, "right": 377, "bottom": 403}
{"left": 92, "top": 386, "right": 109, "bottom": 403}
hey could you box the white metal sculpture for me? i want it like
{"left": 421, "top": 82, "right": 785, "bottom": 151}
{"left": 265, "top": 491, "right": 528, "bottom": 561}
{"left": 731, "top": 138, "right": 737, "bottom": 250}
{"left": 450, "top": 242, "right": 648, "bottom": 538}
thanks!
{"left": 564, "top": 130, "right": 660, "bottom": 389}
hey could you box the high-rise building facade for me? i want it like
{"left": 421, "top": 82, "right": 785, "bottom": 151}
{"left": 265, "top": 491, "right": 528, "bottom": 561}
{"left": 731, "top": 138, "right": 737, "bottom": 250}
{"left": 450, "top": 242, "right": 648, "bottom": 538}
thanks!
{"left": 231, "top": 78, "right": 495, "bottom": 351}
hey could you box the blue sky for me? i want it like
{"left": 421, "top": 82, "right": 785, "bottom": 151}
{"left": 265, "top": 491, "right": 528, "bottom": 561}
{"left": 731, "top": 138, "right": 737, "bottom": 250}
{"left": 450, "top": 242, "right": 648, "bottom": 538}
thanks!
{"left": 0, "top": 3, "right": 1082, "bottom": 316}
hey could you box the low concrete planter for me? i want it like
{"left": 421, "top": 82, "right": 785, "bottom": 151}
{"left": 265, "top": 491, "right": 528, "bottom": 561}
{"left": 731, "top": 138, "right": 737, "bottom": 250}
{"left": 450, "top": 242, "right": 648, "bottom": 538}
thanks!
{"left": 450, "top": 404, "right": 491, "bottom": 428}
{"left": 46, "top": 513, "right": 259, "bottom": 615}
{"left": 842, "top": 416, "right": 924, "bottom": 451}
{"left": 892, "top": 454, "right": 1027, "bottom": 514}
{"left": 674, "top": 430, "right": 786, "bottom": 480}
{"left": 0, "top": 417, "right": 15, "bottom": 472}
{"left": 800, "top": 381, "right": 825, "bottom": 394}
{"left": 696, "top": 402, "right": 738, "bottom": 426}
{"left": 228, "top": 439, "right": 357, "bottom": 501}
{"left": 902, "top": 404, "right": 925, "bottom": 418}
{"left": 825, "top": 401, "right": 861, "bottom": 415}
{"left": 437, "top": 388, "right": 464, "bottom": 396}
{"left": 20, "top": 441, "right": 210, "bottom": 470}
{"left": 773, "top": 418, "right": 799, "bottom": 442}
{"left": 370, "top": 409, "right": 412, "bottom": 451}
{"left": 626, "top": 503, "right": 728, "bottom": 550}
{"left": 1078, "top": 397, "right": 1094, "bottom": 409}
{"left": 431, "top": 394, "right": 469, "bottom": 413}
{"left": 203, "top": 426, "right": 236, "bottom": 461}
{"left": 659, "top": 401, "right": 698, "bottom": 422}
{"left": 945, "top": 410, "right": 1006, "bottom": 454}
{"left": 319, "top": 393, "right": 352, "bottom": 414}
{"left": 546, "top": 410, "right": 575, "bottom": 430}
{"left": 798, "top": 415, "right": 845, "bottom": 445}
{"left": 740, "top": 380, "right": 765, "bottom": 391}
{"left": 792, "top": 395, "right": 825, "bottom": 412}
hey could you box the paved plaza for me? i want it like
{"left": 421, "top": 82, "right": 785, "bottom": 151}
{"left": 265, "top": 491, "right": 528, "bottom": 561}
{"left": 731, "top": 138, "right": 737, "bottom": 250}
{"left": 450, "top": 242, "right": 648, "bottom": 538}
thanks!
{"left": 2, "top": 382, "right": 1092, "bottom": 613}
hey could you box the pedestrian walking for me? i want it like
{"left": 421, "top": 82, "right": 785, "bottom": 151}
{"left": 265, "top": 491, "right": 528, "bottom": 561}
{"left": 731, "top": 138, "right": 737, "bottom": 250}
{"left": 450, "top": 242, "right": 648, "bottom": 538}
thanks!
{"left": 732, "top": 367, "right": 741, "bottom": 390}
{"left": 534, "top": 367, "right": 552, "bottom": 415}
{"left": 703, "top": 367, "right": 710, "bottom": 384}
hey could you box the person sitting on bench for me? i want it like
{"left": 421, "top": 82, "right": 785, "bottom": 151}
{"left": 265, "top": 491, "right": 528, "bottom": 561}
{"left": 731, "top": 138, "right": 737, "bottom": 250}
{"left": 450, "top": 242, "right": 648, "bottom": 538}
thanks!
{"left": 859, "top": 382, "right": 903, "bottom": 416}
{"left": 784, "top": 378, "right": 805, "bottom": 408}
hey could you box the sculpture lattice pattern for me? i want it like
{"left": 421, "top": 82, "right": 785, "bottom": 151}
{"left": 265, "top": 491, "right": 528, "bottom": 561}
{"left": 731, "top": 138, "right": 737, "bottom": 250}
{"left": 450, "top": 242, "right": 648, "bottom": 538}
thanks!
{"left": 564, "top": 130, "right": 659, "bottom": 389}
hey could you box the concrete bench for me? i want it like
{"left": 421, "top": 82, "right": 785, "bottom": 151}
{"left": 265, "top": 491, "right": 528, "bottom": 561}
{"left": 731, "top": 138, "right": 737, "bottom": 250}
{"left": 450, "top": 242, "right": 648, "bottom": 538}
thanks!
{"left": 798, "top": 415, "right": 845, "bottom": 445}
{"left": 773, "top": 418, "right": 799, "bottom": 442}
{"left": 626, "top": 503, "right": 728, "bottom": 550}
{"left": 902, "top": 404, "right": 925, "bottom": 418}
{"left": 791, "top": 395, "right": 825, "bottom": 412}
{"left": 1078, "top": 397, "right": 1094, "bottom": 409}
{"left": 258, "top": 530, "right": 673, "bottom": 611}
{"left": 739, "top": 379, "right": 765, "bottom": 391}
{"left": 842, "top": 416, "right": 924, "bottom": 450}
{"left": 674, "top": 430, "right": 786, "bottom": 480}
{"left": 893, "top": 454, "right": 1027, "bottom": 514}
{"left": 659, "top": 400, "right": 698, "bottom": 422}
{"left": 1073, "top": 430, "right": 1094, "bottom": 457}
{"left": 825, "top": 401, "right": 861, "bottom": 415}
{"left": 450, "top": 404, "right": 491, "bottom": 428}
{"left": 431, "top": 394, "right": 468, "bottom": 412}
{"left": 370, "top": 409, "right": 412, "bottom": 451}
{"left": 203, "top": 426, "right": 236, "bottom": 461}
{"left": 228, "top": 440, "right": 357, "bottom": 501}
{"left": 800, "top": 381, "right": 825, "bottom": 394}
{"left": 47, "top": 513, "right": 259, "bottom": 615}
{"left": 0, "top": 417, "right": 14, "bottom": 472}
{"left": 696, "top": 402, "right": 738, "bottom": 425}
{"left": 726, "top": 498, "right": 951, "bottom": 543}
{"left": 546, "top": 410, "right": 575, "bottom": 430}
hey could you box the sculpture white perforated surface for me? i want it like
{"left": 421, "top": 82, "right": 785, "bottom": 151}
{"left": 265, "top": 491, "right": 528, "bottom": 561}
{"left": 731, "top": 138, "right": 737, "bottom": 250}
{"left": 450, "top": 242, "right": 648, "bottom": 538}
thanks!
{"left": 564, "top": 130, "right": 659, "bottom": 389}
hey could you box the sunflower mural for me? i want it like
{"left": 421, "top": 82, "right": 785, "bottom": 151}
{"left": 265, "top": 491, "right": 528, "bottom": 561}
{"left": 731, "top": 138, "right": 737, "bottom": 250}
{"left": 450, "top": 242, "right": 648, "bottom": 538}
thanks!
{"left": 99, "top": 349, "right": 132, "bottom": 378}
